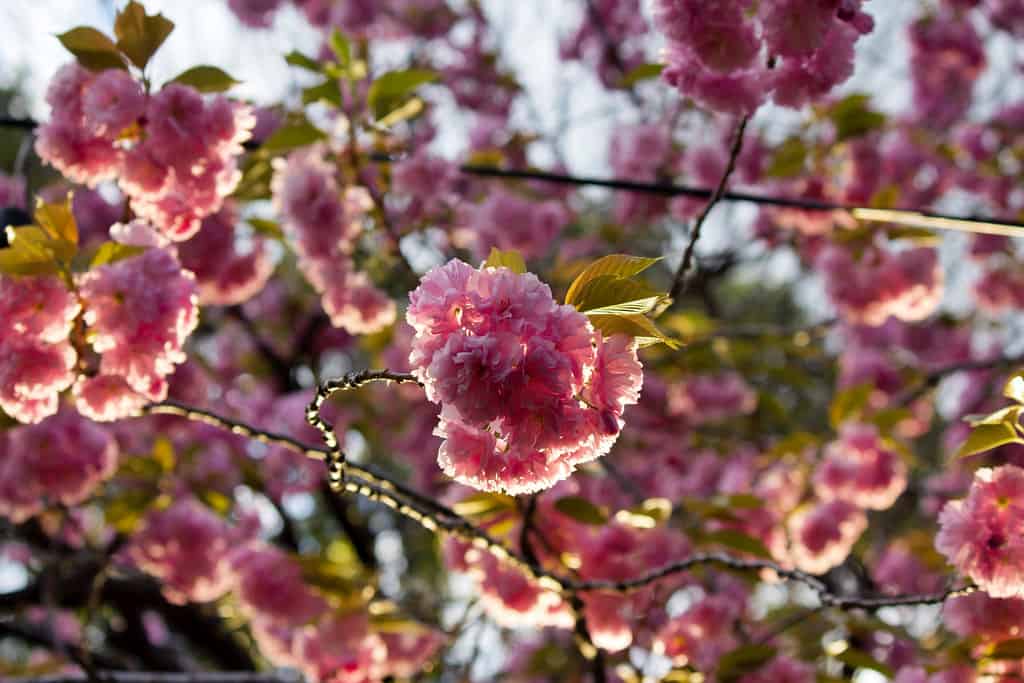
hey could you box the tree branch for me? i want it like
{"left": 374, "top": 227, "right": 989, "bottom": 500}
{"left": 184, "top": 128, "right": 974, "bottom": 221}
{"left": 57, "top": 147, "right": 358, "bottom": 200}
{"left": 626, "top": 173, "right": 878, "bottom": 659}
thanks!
{"left": 146, "top": 373, "right": 980, "bottom": 617}
{"left": 669, "top": 116, "right": 750, "bottom": 303}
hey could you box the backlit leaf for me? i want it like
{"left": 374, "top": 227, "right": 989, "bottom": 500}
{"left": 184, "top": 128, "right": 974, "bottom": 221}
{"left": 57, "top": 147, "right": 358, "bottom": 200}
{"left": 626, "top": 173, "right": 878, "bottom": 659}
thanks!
{"left": 957, "top": 422, "right": 1024, "bottom": 459}
{"left": 484, "top": 247, "right": 527, "bottom": 274}
{"left": 565, "top": 254, "right": 661, "bottom": 305}
{"left": 170, "top": 65, "right": 241, "bottom": 93}
{"left": 553, "top": 496, "right": 608, "bottom": 525}
{"left": 114, "top": 1, "right": 174, "bottom": 70}
{"left": 57, "top": 27, "right": 126, "bottom": 71}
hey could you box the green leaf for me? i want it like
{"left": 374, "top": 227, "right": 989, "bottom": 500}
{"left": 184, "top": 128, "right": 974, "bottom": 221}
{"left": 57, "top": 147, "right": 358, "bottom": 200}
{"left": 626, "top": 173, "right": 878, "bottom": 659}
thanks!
{"left": 1005, "top": 375, "right": 1024, "bottom": 404}
{"left": 484, "top": 247, "right": 527, "bottom": 274}
{"left": 886, "top": 225, "right": 939, "bottom": 246}
{"left": 957, "top": 422, "right": 1024, "bottom": 458}
{"left": 830, "top": 94, "right": 886, "bottom": 143}
{"left": 621, "top": 62, "right": 663, "bottom": 87}
{"left": 246, "top": 218, "right": 284, "bottom": 240}
{"left": 452, "top": 492, "right": 515, "bottom": 518}
{"left": 572, "top": 274, "right": 665, "bottom": 316}
{"left": 565, "top": 254, "right": 661, "bottom": 306}
{"left": 990, "top": 638, "right": 1024, "bottom": 659}
{"left": 302, "top": 80, "right": 342, "bottom": 107}
{"left": 766, "top": 136, "right": 807, "bottom": 178}
{"left": 34, "top": 196, "right": 78, "bottom": 257}
{"left": 328, "top": 29, "right": 351, "bottom": 68}
{"left": 261, "top": 119, "right": 327, "bottom": 153}
{"left": 967, "top": 405, "right": 1024, "bottom": 427}
{"left": 717, "top": 644, "right": 777, "bottom": 683}
{"left": 114, "top": 1, "right": 174, "bottom": 70}
{"left": 702, "top": 529, "right": 772, "bottom": 559}
{"left": 376, "top": 96, "right": 425, "bottom": 128}
{"left": 367, "top": 68, "right": 437, "bottom": 120}
{"left": 285, "top": 50, "right": 322, "bottom": 72}
{"left": 0, "top": 226, "right": 64, "bottom": 276}
{"left": 57, "top": 27, "right": 127, "bottom": 71}
{"left": 170, "top": 65, "right": 240, "bottom": 93}
{"left": 588, "top": 313, "right": 680, "bottom": 349}
{"left": 90, "top": 241, "right": 146, "bottom": 267}
{"left": 834, "top": 648, "right": 893, "bottom": 677}
{"left": 553, "top": 496, "right": 608, "bottom": 525}
{"left": 829, "top": 382, "right": 873, "bottom": 429}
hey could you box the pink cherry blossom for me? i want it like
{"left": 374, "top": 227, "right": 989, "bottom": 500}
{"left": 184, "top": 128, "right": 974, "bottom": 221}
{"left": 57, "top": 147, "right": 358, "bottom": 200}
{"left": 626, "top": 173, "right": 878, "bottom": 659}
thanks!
{"left": 936, "top": 465, "right": 1024, "bottom": 598}
{"left": 813, "top": 423, "right": 908, "bottom": 510}
{"left": 788, "top": 499, "right": 867, "bottom": 574}
{"left": 126, "top": 498, "right": 236, "bottom": 605}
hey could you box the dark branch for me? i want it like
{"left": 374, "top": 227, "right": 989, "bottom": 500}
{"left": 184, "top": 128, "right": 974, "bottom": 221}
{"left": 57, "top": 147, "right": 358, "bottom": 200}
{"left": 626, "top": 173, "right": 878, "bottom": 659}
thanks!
{"left": 669, "top": 116, "right": 750, "bottom": 303}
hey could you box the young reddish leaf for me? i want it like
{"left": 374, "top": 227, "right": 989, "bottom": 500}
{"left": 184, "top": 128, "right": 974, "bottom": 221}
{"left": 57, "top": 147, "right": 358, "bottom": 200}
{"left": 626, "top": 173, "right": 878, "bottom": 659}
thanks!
{"left": 56, "top": 27, "right": 127, "bottom": 71}
{"left": 114, "top": 1, "right": 174, "bottom": 70}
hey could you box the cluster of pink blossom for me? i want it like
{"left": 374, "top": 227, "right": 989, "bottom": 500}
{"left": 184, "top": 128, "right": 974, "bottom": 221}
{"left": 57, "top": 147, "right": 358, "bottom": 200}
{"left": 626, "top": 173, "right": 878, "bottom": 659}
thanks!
{"left": 390, "top": 151, "right": 459, "bottom": 224}
{"left": 74, "top": 247, "right": 199, "bottom": 421}
{"left": 0, "top": 411, "right": 118, "bottom": 522}
{"left": 176, "top": 202, "right": 274, "bottom": 306}
{"left": 787, "top": 499, "right": 867, "bottom": 574}
{"left": 271, "top": 145, "right": 396, "bottom": 334}
{"left": 813, "top": 423, "right": 908, "bottom": 510}
{"left": 666, "top": 372, "right": 758, "bottom": 424}
{"left": 655, "top": 593, "right": 744, "bottom": 670}
{"left": 908, "top": 8, "right": 986, "bottom": 130}
{"left": 873, "top": 544, "right": 945, "bottom": 596}
{"left": 125, "top": 498, "right": 238, "bottom": 605}
{"left": 406, "top": 258, "right": 643, "bottom": 494}
{"left": 36, "top": 63, "right": 254, "bottom": 242}
{"left": 654, "top": 0, "right": 874, "bottom": 114}
{"left": 608, "top": 123, "right": 673, "bottom": 224}
{"left": 817, "top": 244, "right": 944, "bottom": 326}
{"left": 125, "top": 505, "right": 445, "bottom": 681}
{"left": 559, "top": 0, "right": 648, "bottom": 88}
{"left": 0, "top": 274, "right": 79, "bottom": 423}
{"left": 936, "top": 465, "right": 1024, "bottom": 598}
{"left": 458, "top": 188, "right": 570, "bottom": 261}
{"left": 228, "top": 0, "right": 454, "bottom": 38}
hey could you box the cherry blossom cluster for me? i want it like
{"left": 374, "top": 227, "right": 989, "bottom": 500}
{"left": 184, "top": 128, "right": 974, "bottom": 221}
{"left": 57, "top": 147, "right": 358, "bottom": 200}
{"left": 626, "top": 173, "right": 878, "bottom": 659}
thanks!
{"left": 36, "top": 63, "right": 254, "bottom": 242}
{"left": 0, "top": 274, "right": 80, "bottom": 423}
{"left": 271, "top": 145, "right": 396, "bottom": 334}
{"left": 75, "top": 247, "right": 199, "bottom": 421}
{"left": 937, "top": 465, "right": 1024, "bottom": 598}
{"left": 124, "top": 498, "right": 445, "bottom": 681}
{"left": 817, "top": 243, "right": 943, "bottom": 326}
{"left": 0, "top": 411, "right": 118, "bottom": 522}
{"left": 406, "top": 258, "right": 643, "bottom": 494}
{"left": 176, "top": 202, "right": 274, "bottom": 306}
{"left": 457, "top": 188, "right": 571, "bottom": 261}
{"left": 654, "top": 0, "right": 874, "bottom": 114}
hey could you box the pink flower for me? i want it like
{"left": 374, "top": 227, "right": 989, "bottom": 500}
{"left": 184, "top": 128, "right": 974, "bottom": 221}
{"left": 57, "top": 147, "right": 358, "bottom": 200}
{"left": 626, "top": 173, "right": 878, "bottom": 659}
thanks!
{"left": 294, "top": 612, "right": 387, "bottom": 683}
{"left": 230, "top": 545, "right": 327, "bottom": 626}
{"left": 936, "top": 465, "right": 1024, "bottom": 598}
{"left": 943, "top": 591, "right": 1024, "bottom": 641}
{"left": 814, "top": 423, "right": 908, "bottom": 510}
{"left": 408, "top": 259, "right": 643, "bottom": 494}
{"left": 379, "top": 629, "right": 446, "bottom": 678}
{"left": 464, "top": 189, "right": 571, "bottom": 260}
{"left": 0, "top": 339, "right": 77, "bottom": 424}
{"left": 873, "top": 544, "right": 945, "bottom": 596}
{"left": 227, "top": 0, "right": 284, "bottom": 27}
{"left": 654, "top": 595, "right": 741, "bottom": 670}
{"left": 667, "top": 372, "right": 757, "bottom": 424}
{"left": 73, "top": 374, "right": 150, "bottom": 422}
{"left": 176, "top": 203, "right": 274, "bottom": 306}
{"left": 81, "top": 69, "right": 145, "bottom": 139}
{"left": 0, "top": 411, "right": 118, "bottom": 522}
{"left": 127, "top": 499, "right": 236, "bottom": 605}
{"left": 78, "top": 247, "right": 198, "bottom": 400}
{"left": 788, "top": 500, "right": 867, "bottom": 574}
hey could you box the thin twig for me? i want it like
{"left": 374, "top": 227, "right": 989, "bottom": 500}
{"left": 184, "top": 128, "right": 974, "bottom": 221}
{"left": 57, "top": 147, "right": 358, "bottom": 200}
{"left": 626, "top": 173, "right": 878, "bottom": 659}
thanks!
{"left": 669, "top": 116, "right": 750, "bottom": 303}
{"left": 147, "top": 374, "right": 980, "bottom": 615}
